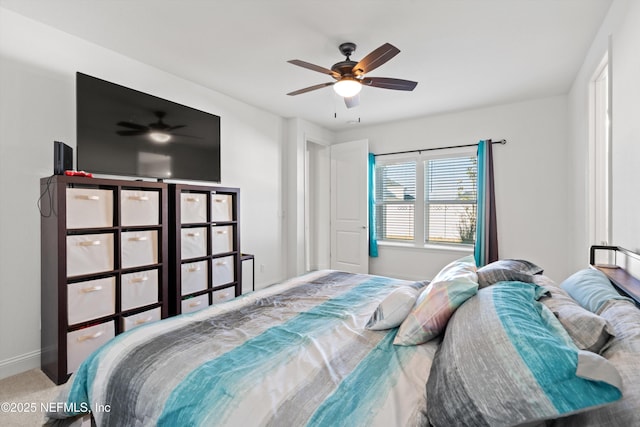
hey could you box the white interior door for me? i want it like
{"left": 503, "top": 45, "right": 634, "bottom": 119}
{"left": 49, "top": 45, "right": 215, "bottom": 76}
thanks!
{"left": 330, "top": 139, "right": 369, "bottom": 273}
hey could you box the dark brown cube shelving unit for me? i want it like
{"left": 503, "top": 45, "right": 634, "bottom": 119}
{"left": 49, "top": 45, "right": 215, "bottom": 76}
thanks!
{"left": 40, "top": 175, "right": 169, "bottom": 385}
{"left": 169, "top": 183, "right": 241, "bottom": 315}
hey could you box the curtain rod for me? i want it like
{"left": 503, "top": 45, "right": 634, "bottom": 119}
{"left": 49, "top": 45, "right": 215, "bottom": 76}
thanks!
{"left": 374, "top": 139, "right": 507, "bottom": 157}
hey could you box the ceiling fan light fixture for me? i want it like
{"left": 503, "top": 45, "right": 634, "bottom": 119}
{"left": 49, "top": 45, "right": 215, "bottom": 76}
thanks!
{"left": 333, "top": 78, "right": 362, "bottom": 98}
{"left": 150, "top": 131, "right": 171, "bottom": 143}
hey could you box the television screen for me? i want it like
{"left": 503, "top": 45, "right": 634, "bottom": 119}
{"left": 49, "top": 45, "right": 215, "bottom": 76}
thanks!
{"left": 76, "top": 72, "right": 221, "bottom": 182}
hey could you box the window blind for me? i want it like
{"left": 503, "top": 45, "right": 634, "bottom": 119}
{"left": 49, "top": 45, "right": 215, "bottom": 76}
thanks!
{"left": 375, "top": 161, "right": 416, "bottom": 241}
{"left": 424, "top": 156, "right": 477, "bottom": 244}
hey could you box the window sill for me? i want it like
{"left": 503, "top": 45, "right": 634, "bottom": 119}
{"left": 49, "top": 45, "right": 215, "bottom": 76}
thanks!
{"left": 377, "top": 241, "right": 474, "bottom": 254}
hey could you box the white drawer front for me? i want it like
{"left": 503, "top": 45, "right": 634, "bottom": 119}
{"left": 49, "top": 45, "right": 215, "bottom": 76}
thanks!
{"left": 122, "top": 307, "right": 161, "bottom": 332}
{"left": 67, "top": 277, "right": 116, "bottom": 325}
{"left": 182, "top": 294, "right": 209, "bottom": 314}
{"left": 67, "top": 233, "right": 114, "bottom": 277}
{"left": 121, "top": 190, "right": 160, "bottom": 226}
{"left": 180, "top": 193, "right": 207, "bottom": 224}
{"left": 66, "top": 188, "right": 113, "bottom": 229}
{"left": 211, "top": 194, "right": 232, "bottom": 222}
{"left": 212, "top": 256, "right": 234, "bottom": 287}
{"left": 181, "top": 227, "right": 207, "bottom": 260}
{"left": 121, "top": 230, "right": 158, "bottom": 268}
{"left": 211, "top": 225, "right": 233, "bottom": 255}
{"left": 121, "top": 269, "right": 159, "bottom": 311}
{"left": 181, "top": 261, "right": 208, "bottom": 296}
{"left": 211, "top": 286, "right": 235, "bottom": 305}
{"left": 67, "top": 321, "right": 114, "bottom": 374}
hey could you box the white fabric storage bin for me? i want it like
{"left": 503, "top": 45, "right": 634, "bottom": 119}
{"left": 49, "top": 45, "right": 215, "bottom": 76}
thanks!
{"left": 181, "top": 261, "right": 208, "bottom": 296}
{"left": 181, "top": 294, "right": 209, "bottom": 314}
{"left": 212, "top": 256, "right": 234, "bottom": 287}
{"left": 121, "top": 230, "right": 158, "bottom": 268}
{"left": 180, "top": 192, "right": 207, "bottom": 224}
{"left": 66, "top": 188, "right": 113, "bottom": 229}
{"left": 122, "top": 307, "right": 161, "bottom": 332}
{"left": 211, "top": 225, "right": 233, "bottom": 254}
{"left": 67, "top": 277, "right": 116, "bottom": 325}
{"left": 181, "top": 227, "right": 207, "bottom": 260}
{"left": 211, "top": 194, "right": 232, "bottom": 222}
{"left": 121, "top": 269, "right": 159, "bottom": 311}
{"left": 211, "top": 286, "right": 235, "bottom": 305}
{"left": 67, "top": 321, "right": 114, "bottom": 374}
{"left": 121, "top": 190, "right": 160, "bottom": 226}
{"left": 67, "top": 233, "right": 114, "bottom": 277}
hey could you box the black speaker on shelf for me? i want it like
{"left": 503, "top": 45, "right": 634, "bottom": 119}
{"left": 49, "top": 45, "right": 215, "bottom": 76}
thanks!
{"left": 53, "top": 141, "right": 73, "bottom": 175}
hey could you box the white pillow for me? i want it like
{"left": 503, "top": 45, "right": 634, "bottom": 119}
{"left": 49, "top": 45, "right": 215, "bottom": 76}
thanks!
{"left": 365, "top": 286, "right": 422, "bottom": 330}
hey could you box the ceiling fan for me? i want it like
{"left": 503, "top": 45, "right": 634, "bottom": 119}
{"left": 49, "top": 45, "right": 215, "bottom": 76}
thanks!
{"left": 116, "top": 111, "right": 189, "bottom": 143}
{"left": 287, "top": 42, "right": 418, "bottom": 109}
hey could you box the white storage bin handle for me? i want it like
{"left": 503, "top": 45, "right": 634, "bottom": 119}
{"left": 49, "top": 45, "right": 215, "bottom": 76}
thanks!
{"left": 186, "top": 197, "right": 200, "bottom": 203}
{"left": 78, "top": 240, "right": 101, "bottom": 247}
{"left": 135, "top": 316, "right": 153, "bottom": 325}
{"left": 189, "top": 300, "right": 203, "bottom": 308}
{"left": 128, "top": 195, "right": 150, "bottom": 201}
{"left": 216, "top": 260, "right": 227, "bottom": 266}
{"left": 75, "top": 195, "right": 100, "bottom": 201}
{"left": 187, "top": 232, "right": 200, "bottom": 237}
{"left": 128, "top": 236, "right": 148, "bottom": 242}
{"left": 188, "top": 265, "right": 201, "bottom": 272}
{"left": 214, "top": 198, "right": 226, "bottom": 203}
{"left": 130, "top": 276, "right": 149, "bottom": 283}
{"left": 216, "top": 230, "right": 228, "bottom": 235}
{"left": 80, "top": 285, "right": 103, "bottom": 293}
{"left": 77, "top": 330, "right": 104, "bottom": 342}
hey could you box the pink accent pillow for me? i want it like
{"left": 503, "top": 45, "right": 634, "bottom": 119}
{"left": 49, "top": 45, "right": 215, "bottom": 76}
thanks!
{"left": 394, "top": 255, "right": 478, "bottom": 345}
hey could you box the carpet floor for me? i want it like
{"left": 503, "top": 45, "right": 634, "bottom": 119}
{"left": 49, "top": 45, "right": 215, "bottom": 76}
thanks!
{"left": 0, "top": 369, "right": 63, "bottom": 426}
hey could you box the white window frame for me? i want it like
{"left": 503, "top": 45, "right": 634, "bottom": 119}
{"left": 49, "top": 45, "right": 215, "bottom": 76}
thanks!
{"left": 375, "top": 155, "right": 418, "bottom": 243}
{"left": 375, "top": 147, "right": 477, "bottom": 251}
{"left": 588, "top": 51, "right": 611, "bottom": 250}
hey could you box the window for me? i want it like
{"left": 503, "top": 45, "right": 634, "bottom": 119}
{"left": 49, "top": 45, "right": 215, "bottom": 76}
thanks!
{"left": 375, "top": 160, "right": 416, "bottom": 241}
{"left": 375, "top": 151, "right": 477, "bottom": 247}
{"left": 589, "top": 53, "right": 610, "bottom": 248}
{"left": 425, "top": 156, "right": 477, "bottom": 244}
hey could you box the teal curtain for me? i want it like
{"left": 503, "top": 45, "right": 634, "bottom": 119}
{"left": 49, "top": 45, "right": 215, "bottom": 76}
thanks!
{"left": 474, "top": 140, "right": 498, "bottom": 267}
{"left": 368, "top": 153, "right": 379, "bottom": 257}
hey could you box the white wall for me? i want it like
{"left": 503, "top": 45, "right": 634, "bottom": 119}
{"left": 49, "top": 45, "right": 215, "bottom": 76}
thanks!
{"left": 567, "top": 0, "right": 640, "bottom": 268}
{"left": 0, "top": 9, "right": 287, "bottom": 379}
{"left": 336, "top": 96, "right": 570, "bottom": 282}
{"left": 609, "top": 2, "right": 640, "bottom": 251}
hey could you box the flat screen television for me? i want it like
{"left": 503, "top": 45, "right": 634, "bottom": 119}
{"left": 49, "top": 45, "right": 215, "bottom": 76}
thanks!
{"left": 76, "top": 72, "right": 221, "bottom": 182}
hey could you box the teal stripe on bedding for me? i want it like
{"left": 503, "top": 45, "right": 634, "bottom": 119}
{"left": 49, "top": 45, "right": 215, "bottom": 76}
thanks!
{"left": 65, "top": 331, "right": 124, "bottom": 415}
{"left": 158, "top": 276, "right": 395, "bottom": 427}
{"left": 492, "top": 282, "right": 621, "bottom": 415}
{"left": 306, "top": 329, "right": 415, "bottom": 427}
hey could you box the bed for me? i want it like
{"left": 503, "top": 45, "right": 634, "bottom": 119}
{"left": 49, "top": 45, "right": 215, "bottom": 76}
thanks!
{"left": 47, "top": 249, "right": 640, "bottom": 427}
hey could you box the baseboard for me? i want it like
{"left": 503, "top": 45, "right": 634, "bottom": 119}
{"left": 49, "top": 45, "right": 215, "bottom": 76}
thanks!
{"left": 0, "top": 349, "right": 40, "bottom": 380}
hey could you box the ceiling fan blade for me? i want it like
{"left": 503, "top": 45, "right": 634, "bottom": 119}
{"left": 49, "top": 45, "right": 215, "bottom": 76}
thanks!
{"left": 117, "top": 130, "right": 148, "bottom": 136}
{"left": 288, "top": 60, "right": 340, "bottom": 79}
{"left": 117, "top": 121, "right": 148, "bottom": 130}
{"left": 287, "top": 81, "right": 335, "bottom": 96}
{"left": 168, "top": 125, "right": 186, "bottom": 131}
{"left": 353, "top": 43, "right": 400, "bottom": 75}
{"left": 362, "top": 77, "right": 418, "bottom": 91}
{"left": 344, "top": 94, "right": 360, "bottom": 109}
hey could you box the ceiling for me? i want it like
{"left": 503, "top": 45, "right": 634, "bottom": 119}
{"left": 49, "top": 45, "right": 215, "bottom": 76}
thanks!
{"left": 0, "top": 0, "right": 612, "bottom": 131}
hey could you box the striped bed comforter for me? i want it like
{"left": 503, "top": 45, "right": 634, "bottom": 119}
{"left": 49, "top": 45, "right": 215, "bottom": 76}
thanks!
{"left": 49, "top": 270, "right": 438, "bottom": 427}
